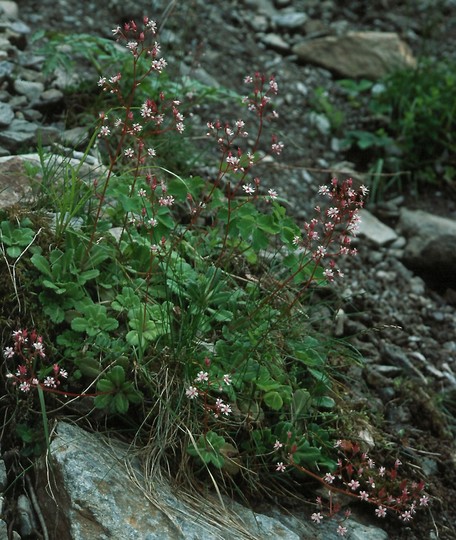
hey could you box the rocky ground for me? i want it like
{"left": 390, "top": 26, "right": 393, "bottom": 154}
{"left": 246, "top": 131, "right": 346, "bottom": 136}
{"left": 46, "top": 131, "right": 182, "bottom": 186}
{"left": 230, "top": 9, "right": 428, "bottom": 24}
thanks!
{"left": 2, "top": 0, "right": 456, "bottom": 538}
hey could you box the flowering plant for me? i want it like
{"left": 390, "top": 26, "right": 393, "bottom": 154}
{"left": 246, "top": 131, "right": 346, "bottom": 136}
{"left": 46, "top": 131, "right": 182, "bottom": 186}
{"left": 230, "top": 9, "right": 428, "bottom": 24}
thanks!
{"left": 0, "top": 16, "right": 431, "bottom": 538}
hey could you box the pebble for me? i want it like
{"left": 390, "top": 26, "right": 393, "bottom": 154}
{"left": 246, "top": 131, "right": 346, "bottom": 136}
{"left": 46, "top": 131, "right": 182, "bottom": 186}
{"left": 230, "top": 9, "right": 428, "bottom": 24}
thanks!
{"left": 271, "top": 12, "right": 308, "bottom": 29}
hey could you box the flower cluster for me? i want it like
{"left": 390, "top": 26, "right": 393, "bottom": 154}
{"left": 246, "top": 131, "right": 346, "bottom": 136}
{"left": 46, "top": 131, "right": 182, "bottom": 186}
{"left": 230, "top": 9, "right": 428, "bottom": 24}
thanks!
{"left": 96, "top": 17, "right": 184, "bottom": 167}
{"left": 4, "top": 330, "right": 68, "bottom": 393}
{"left": 293, "top": 177, "right": 368, "bottom": 282}
{"left": 185, "top": 357, "right": 233, "bottom": 418}
{"left": 205, "top": 72, "right": 282, "bottom": 202}
{"left": 274, "top": 436, "right": 429, "bottom": 536}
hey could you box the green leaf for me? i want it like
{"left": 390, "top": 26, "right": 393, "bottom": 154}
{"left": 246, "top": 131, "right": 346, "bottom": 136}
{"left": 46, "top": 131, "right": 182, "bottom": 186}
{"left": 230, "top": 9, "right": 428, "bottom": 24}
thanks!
{"left": 109, "top": 365, "right": 125, "bottom": 387}
{"left": 113, "top": 392, "right": 129, "bottom": 414}
{"left": 97, "top": 379, "right": 115, "bottom": 393}
{"left": 293, "top": 440, "right": 324, "bottom": 467}
{"left": 312, "top": 396, "right": 335, "bottom": 409}
{"left": 6, "top": 246, "right": 21, "bottom": 258}
{"left": 74, "top": 357, "right": 101, "bottom": 378}
{"left": 94, "top": 394, "right": 113, "bottom": 409}
{"left": 264, "top": 391, "right": 283, "bottom": 411}
{"left": 31, "top": 253, "right": 52, "bottom": 277}
{"left": 292, "top": 389, "right": 311, "bottom": 419}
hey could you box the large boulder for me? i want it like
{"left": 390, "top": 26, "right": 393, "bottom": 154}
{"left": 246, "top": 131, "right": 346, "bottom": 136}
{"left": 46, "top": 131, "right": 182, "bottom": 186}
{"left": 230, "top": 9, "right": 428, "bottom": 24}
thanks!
{"left": 37, "top": 422, "right": 300, "bottom": 540}
{"left": 28, "top": 422, "right": 390, "bottom": 540}
{"left": 398, "top": 208, "right": 456, "bottom": 289}
{"left": 292, "top": 32, "right": 416, "bottom": 79}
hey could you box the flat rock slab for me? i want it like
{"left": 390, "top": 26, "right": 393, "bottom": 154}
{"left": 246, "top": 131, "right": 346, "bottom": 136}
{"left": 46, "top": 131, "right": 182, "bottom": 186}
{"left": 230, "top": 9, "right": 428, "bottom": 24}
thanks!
{"left": 358, "top": 209, "right": 398, "bottom": 246}
{"left": 293, "top": 32, "right": 416, "bottom": 79}
{"left": 0, "top": 155, "right": 37, "bottom": 208}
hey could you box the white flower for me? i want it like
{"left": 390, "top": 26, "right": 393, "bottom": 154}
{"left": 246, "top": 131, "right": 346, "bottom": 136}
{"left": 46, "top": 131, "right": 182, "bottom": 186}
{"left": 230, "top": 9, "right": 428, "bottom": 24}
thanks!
{"left": 195, "top": 371, "right": 209, "bottom": 383}
{"left": 186, "top": 386, "right": 199, "bottom": 399}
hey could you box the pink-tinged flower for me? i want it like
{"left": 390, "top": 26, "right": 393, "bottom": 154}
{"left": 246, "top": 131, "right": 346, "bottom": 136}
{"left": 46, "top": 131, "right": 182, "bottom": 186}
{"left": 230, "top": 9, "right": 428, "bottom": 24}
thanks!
{"left": 124, "top": 148, "right": 135, "bottom": 158}
{"left": 395, "top": 459, "right": 402, "bottom": 468}
{"left": 276, "top": 462, "right": 286, "bottom": 472}
{"left": 150, "top": 244, "right": 159, "bottom": 252}
{"left": 223, "top": 374, "right": 232, "bottom": 386}
{"left": 219, "top": 402, "right": 232, "bottom": 416}
{"left": 98, "top": 77, "right": 106, "bottom": 87}
{"left": 368, "top": 477, "right": 376, "bottom": 488}
{"left": 359, "top": 491, "right": 369, "bottom": 501}
{"left": 19, "top": 382, "right": 31, "bottom": 392}
{"left": 99, "top": 126, "right": 111, "bottom": 137}
{"left": 109, "top": 73, "right": 121, "bottom": 84}
{"left": 226, "top": 154, "right": 241, "bottom": 170}
{"left": 126, "top": 40, "right": 138, "bottom": 51}
{"left": 324, "top": 473, "right": 335, "bottom": 484}
{"left": 360, "top": 184, "right": 369, "bottom": 196}
{"left": 145, "top": 19, "right": 157, "bottom": 32}
{"left": 3, "top": 347, "right": 14, "bottom": 359}
{"left": 151, "top": 58, "right": 167, "bottom": 72}
{"left": 274, "top": 440, "right": 283, "bottom": 451}
{"left": 314, "top": 245, "right": 327, "bottom": 259}
{"left": 60, "top": 369, "right": 68, "bottom": 379}
{"left": 185, "top": 386, "right": 199, "bottom": 399}
{"left": 13, "top": 330, "right": 26, "bottom": 343}
{"left": 337, "top": 525, "right": 348, "bottom": 536}
{"left": 44, "top": 376, "right": 56, "bottom": 388}
{"left": 419, "top": 495, "right": 430, "bottom": 507}
{"left": 243, "top": 184, "right": 255, "bottom": 195}
{"left": 348, "top": 479, "right": 360, "bottom": 491}
{"left": 267, "top": 188, "right": 278, "bottom": 200}
{"left": 401, "top": 511, "right": 413, "bottom": 522}
{"left": 138, "top": 188, "right": 147, "bottom": 197}
{"left": 311, "top": 512, "right": 323, "bottom": 524}
{"left": 323, "top": 268, "right": 334, "bottom": 281}
{"left": 195, "top": 371, "right": 209, "bottom": 383}
{"left": 244, "top": 75, "right": 253, "bottom": 84}
{"left": 379, "top": 466, "right": 386, "bottom": 477}
{"left": 176, "top": 122, "right": 185, "bottom": 133}
{"left": 327, "top": 207, "right": 339, "bottom": 219}
{"left": 271, "top": 141, "right": 284, "bottom": 155}
{"left": 158, "top": 195, "right": 175, "bottom": 207}
{"left": 269, "top": 78, "right": 278, "bottom": 94}
{"left": 375, "top": 506, "right": 387, "bottom": 518}
{"left": 112, "top": 26, "right": 121, "bottom": 35}
{"left": 292, "top": 235, "right": 301, "bottom": 246}
{"left": 147, "top": 147, "right": 156, "bottom": 157}
{"left": 318, "top": 185, "right": 330, "bottom": 196}
{"left": 148, "top": 218, "right": 158, "bottom": 227}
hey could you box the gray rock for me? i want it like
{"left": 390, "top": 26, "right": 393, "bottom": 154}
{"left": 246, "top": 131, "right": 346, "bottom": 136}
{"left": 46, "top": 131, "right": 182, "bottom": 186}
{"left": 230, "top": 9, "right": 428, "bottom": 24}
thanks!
{"left": 250, "top": 14, "right": 269, "bottom": 32}
{"left": 0, "top": 460, "right": 6, "bottom": 490}
{"left": 0, "top": 1, "right": 19, "bottom": 19}
{"left": 17, "top": 494, "right": 37, "bottom": 537}
{"left": 293, "top": 32, "right": 416, "bottom": 79}
{"left": 13, "top": 78, "right": 44, "bottom": 101}
{"left": 0, "top": 60, "right": 14, "bottom": 80}
{"left": 0, "top": 155, "right": 36, "bottom": 208}
{"left": 39, "top": 87, "right": 64, "bottom": 104}
{"left": 0, "top": 118, "right": 37, "bottom": 147}
{"left": 398, "top": 208, "right": 456, "bottom": 284}
{"left": 0, "top": 102, "right": 13, "bottom": 126}
{"left": 261, "top": 33, "right": 290, "bottom": 53}
{"left": 308, "top": 111, "right": 331, "bottom": 135}
{"left": 271, "top": 12, "right": 308, "bottom": 29}
{"left": 358, "top": 209, "right": 398, "bottom": 246}
{"left": 47, "top": 422, "right": 300, "bottom": 540}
